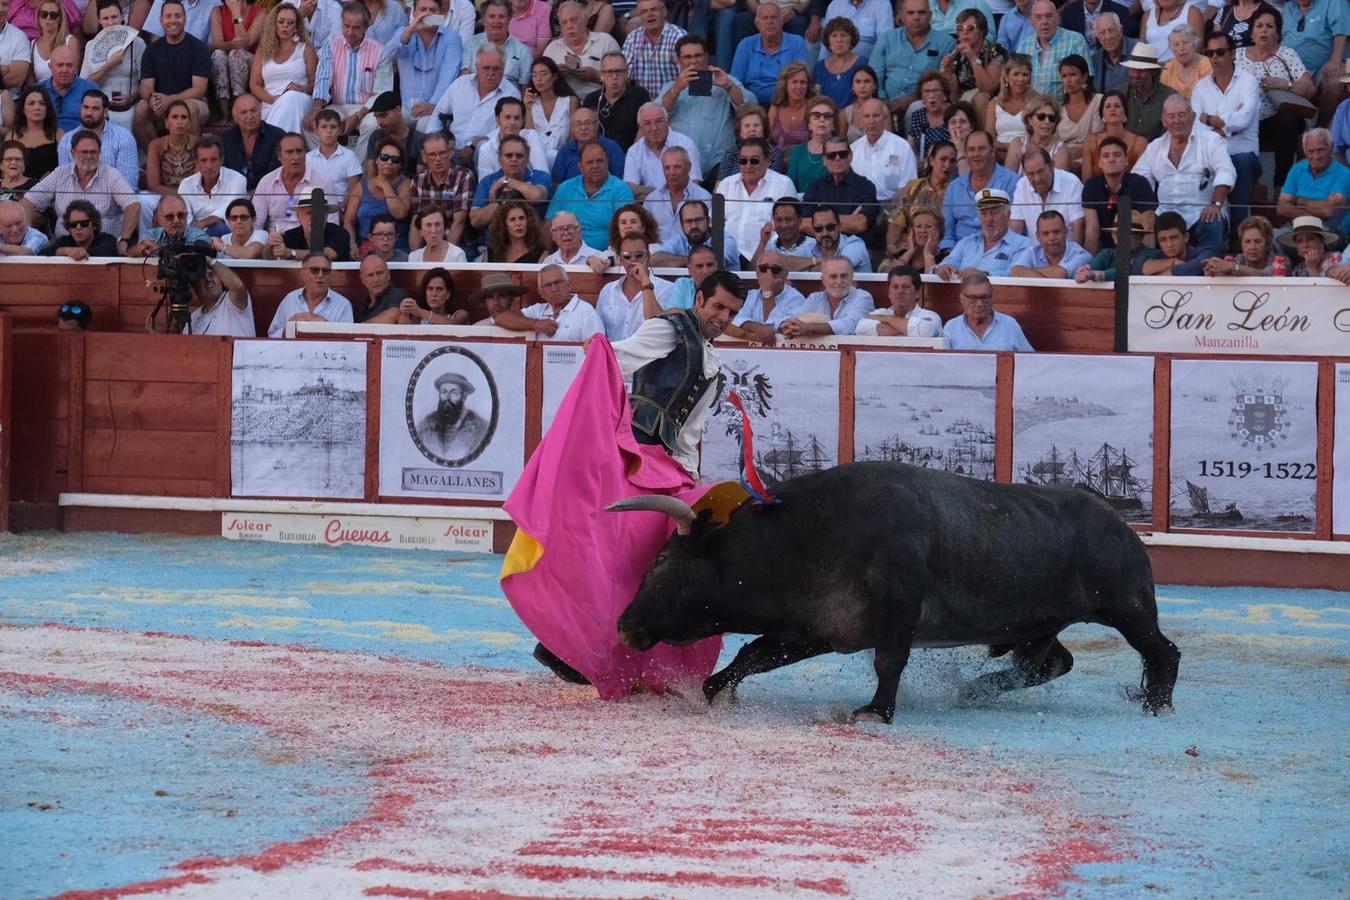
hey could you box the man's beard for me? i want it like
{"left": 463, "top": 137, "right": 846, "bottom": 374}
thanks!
{"left": 818, "top": 237, "right": 838, "bottom": 254}
{"left": 686, "top": 229, "right": 708, "bottom": 248}
{"left": 436, "top": 398, "right": 465, "bottom": 425}
{"left": 81, "top": 117, "right": 102, "bottom": 130}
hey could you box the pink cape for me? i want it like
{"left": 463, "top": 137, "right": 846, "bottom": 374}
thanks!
{"left": 500, "top": 337, "right": 723, "bottom": 700}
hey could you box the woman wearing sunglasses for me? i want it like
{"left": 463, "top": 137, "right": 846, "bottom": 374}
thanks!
{"left": 41, "top": 199, "right": 118, "bottom": 259}
{"left": 1005, "top": 95, "right": 1071, "bottom": 174}
{"left": 344, "top": 136, "right": 412, "bottom": 251}
{"left": 29, "top": 0, "right": 79, "bottom": 85}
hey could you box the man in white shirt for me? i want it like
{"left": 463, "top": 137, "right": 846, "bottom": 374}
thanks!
{"left": 1189, "top": 30, "right": 1261, "bottom": 233}
{"left": 849, "top": 98, "right": 917, "bottom": 203}
{"left": 622, "top": 102, "right": 701, "bottom": 200}
{"left": 750, "top": 198, "right": 818, "bottom": 268}
{"left": 595, "top": 232, "right": 674, "bottom": 340}
{"left": 267, "top": 252, "right": 355, "bottom": 337}
{"left": 714, "top": 136, "right": 798, "bottom": 262}
{"left": 186, "top": 260, "right": 255, "bottom": 336}
{"left": 1010, "top": 148, "right": 1086, "bottom": 243}
{"left": 0, "top": 0, "right": 32, "bottom": 90}
{"left": 251, "top": 132, "right": 339, "bottom": 231}
{"left": 537, "top": 211, "right": 602, "bottom": 265}
{"left": 436, "top": 44, "right": 522, "bottom": 151}
{"left": 543, "top": 0, "right": 620, "bottom": 98}
{"left": 494, "top": 264, "right": 606, "bottom": 341}
{"left": 1131, "top": 93, "right": 1235, "bottom": 256}
{"left": 177, "top": 135, "right": 247, "bottom": 236}
{"left": 475, "top": 96, "right": 550, "bottom": 180}
{"left": 540, "top": 210, "right": 604, "bottom": 266}
{"left": 729, "top": 250, "right": 812, "bottom": 342}
{"left": 779, "top": 257, "right": 877, "bottom": 338}
{"left": 854, "top": 266, "right": 943, "bottom": 337}
{"left": 460, "top": 0, "right": 530, "bottom": 86}
{"left": 602, "top": 269, "right": 747, "bottom": 478}
{"left": 643, "top": 146, "right": 712, "bottom": 244}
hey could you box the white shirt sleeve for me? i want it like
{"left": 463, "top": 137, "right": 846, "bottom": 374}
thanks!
{"left": 611, "top": 317, "right": 679, "bottom": 380}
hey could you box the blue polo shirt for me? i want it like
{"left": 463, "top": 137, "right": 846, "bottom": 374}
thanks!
{"left": 472, "top": 168, "right": 554, "bottom": 219}
{"left": 869, "top": 28, "right": 955, "bottom": 101}
{"left": 658, "top": 232, "right": 741, "bottom": 269}
{"left": 731, "top": 33, "right": 812, "bottom": 105}
{"left": 545, "top": 174, "right": 635, "bottom": 250}
{"left": 41, "top": 76, "right": 100, "bottom": 133}
{"left": 940, "top": 165, "right": 1021, "bottom": 249}
{"left": 1281, "top": 0, "right": 1349, "bottom": 75}
{"left": 1281, "top": 159, "right": 1350, "bottom": 233}
{"left": 943, "top": 311, "right": 1034, "bottom": 351}
{"left": 1011, "top": 240, "right": 1094, "bottom": 276}
{"left": 550, "top": 137, "right": 625, "bottom": 184}
{"left": 944, "top": 229, "right": 1036, "bottom": 276}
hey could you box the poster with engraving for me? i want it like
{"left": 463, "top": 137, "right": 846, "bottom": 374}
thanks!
{"left": 1013, "top": 354, "right": 1155, "bottom": 523}
{"left": 700, "top": 348, "right": 840, "bottom": 485}
{"left": 1335, "top": 364, "right": 1350, "bottom": 535}
{"left": 379, "top": 340, "right": 526, "bottom": 500}
{"left": 1169, "top": 359, "right": 1318, "bottom": 532}
{"left": 231, "top": 341, "right": 367, "bottom": 498}
{"left": 854, "top": 351, "right": 997, "bottom": 481}
{"left": 541, "top": 344, "right": 585, "bottom": 436}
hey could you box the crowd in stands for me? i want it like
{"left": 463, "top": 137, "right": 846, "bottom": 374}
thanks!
{"left": 0, "top": 0, "right": 1346, "bottom": 345}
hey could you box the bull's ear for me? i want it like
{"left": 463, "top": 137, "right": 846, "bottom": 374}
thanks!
{"left": 686, "top": 509, "right": 720, "bottom": 546}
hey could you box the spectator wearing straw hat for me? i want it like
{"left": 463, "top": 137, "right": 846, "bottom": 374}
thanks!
{"left": 1121, "top": 42, "right": 1176, "bottom": 140}
{"left": 469, "top": 270, "right": 530, "bottom": 325}
{"left": 1279, "top": 216, "right": 1350, "bottom": 282}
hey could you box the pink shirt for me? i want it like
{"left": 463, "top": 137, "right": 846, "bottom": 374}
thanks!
{"left": 8, "top": 0, "right": 83, "bottom": 40}
{"left": 252, "top": 165, "right": 340, "bottom": 231}
{"left": 508, "top": 0, "right": 553, "bottom": 57}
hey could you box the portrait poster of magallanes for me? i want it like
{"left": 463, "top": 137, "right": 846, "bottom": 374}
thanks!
{"left": 378, "top": 341, "right": 527, "bottom": 500}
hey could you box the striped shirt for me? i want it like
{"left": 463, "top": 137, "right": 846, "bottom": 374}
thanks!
{"left": 25, "top": 163, "right": 139, "bottom": 238}
{"left": 314, "top": 35, "right": 390, "bottom": 105}
{"left": 412, "top": 166, "right": 477, "bottom": 216}
{"left": 1017, "top": 28, "right": 1094, "bottom": 97}
{"left": 622, "top": 22, "right": 685, "bottom": 97}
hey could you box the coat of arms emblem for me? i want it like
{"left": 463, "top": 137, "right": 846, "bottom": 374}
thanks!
{"left": 1227, "top": 377, "right": 1288, "bottom": 451}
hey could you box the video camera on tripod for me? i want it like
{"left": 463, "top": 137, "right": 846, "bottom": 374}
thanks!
{"left": 152, "top": 234, "right": 217, "bottom": 333}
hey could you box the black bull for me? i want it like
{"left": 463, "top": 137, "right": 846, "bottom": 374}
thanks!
{"left": 611, "top": 461, "right": 1180, "bottom": 723}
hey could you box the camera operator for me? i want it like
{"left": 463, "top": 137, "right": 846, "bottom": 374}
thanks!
{"left": 126, "top": 194, "right": 211, "bottom": 258}
{"left": 266, "top": 195, "right": 352, "bottom": 262}
{"left": 144, "top": 260, "right": 255, "bottom": 336}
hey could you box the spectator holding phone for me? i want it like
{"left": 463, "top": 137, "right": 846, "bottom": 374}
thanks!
{"left": 660, "top": 34, "right": 746, "bottom": 179}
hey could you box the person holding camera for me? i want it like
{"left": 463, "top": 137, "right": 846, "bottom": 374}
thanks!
{"left": 660, "top": 34, "right": 745, "bottom": 179}
{"left": 145, "top": 258, "right": 255, "bottom": 336}
{"left": 126, "top": 192, "right": 211, "bottom": 258}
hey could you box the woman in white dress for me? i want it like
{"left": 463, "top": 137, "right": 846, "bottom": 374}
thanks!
{"left": 248, "top": 2, "right": 315, "bottom": 135}
{"left": 523, "top": 56, "right": 575, "bottom": 167}
{"left": 406, "top": 205, "right": 468, "bottom": 263}
{"left": 80, "top": 1, "right": 143, "bottom": 131}
{"left": 984, "top": 54, "right": 1033, "bottom": 163}
{"left": 1142, "top": 0, "right": 1204, "bottom": 63}
{"left": 30, "top": 0, "right": 80, "bottom": 83}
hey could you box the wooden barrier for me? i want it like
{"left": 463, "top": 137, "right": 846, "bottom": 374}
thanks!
{"left": 0, "top": 315, "right": 10, "bottom": 532}
{"left": 2, "top": 260, "right": 1115, "bottom": 353}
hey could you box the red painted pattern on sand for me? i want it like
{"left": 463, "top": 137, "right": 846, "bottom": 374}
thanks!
{"left": 52, "top": 872, "right": 212, "bottom": 899}
{"left": 4, "top": 625, "right": 1127, "bottom": 898}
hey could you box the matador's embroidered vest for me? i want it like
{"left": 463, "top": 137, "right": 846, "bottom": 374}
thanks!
{"left": 630, "top": 309, "right": 710, "bottom": 454}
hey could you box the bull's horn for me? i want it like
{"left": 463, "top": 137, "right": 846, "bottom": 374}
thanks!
{"left": 606, "top": 495, "right": 697, "bottom": 535}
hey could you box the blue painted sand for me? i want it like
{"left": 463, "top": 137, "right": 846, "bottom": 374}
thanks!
{"left": 0, "top": 533, "right": 1346, "bottom": 897}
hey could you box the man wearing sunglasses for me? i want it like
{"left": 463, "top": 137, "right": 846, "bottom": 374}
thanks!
{"left": 714, "top": 135, "right": 797, "bottom": 263}
{"left": 267, "top": 251, "right": 354, "bottom": 338}
{"left": 595, "top": 232, "right": 675, "bottom": 340}
{"left": 808, "top": 206, "right": 872, "bottom": 273}
{"left": 803, "top": 137, "right": 879, "bottom": 245}
{"left": 729, "top": 250, "right": 810, "bottom": 343}
{"left": 1192, "top": 31, "right": 1262, "bottom": 234}
{"left": 126, "top": 193, "right": 212, "bottom": 258}
{"left": 40, "top": 200, "right": 120, "bottom": 259}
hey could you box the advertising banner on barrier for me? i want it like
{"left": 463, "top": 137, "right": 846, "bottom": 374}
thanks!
{"left": 379, "top": 340, "right": 526, "bottom": 500}
{"left": 698, "top": 348, "right": 840, "bottom": 483}
{"left": 231, "top": 341, "right": 367, "bottom": 498}
{"left": 221, "top": 511, "right": 493, "bottom": 552}
{"left": 1169, "top": 359, "right": 1319, "bottom": 532}
{"left": 1128, "top": 277, "right": 1350, "bottom": 355}
{"left": 1336, "top": 364, "right": 1350, "bottom": 535}
{"left": 854, "top": 351, "right": 997, "bottom": 480}
{"left": 1012, "top": 354, "right": 1155, "bottom": 523}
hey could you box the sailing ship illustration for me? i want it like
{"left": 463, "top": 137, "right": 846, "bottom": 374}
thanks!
{"left": 1184, "top": 480, "right": 1243, "bottom": 523}
{"left": 1021, "top": 443, "right": 1148, "bottom": 511}
{"left": 754, "top": 430, "right": 833, "bottom": 483}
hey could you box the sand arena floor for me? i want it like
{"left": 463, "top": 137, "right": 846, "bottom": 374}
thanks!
{"left": 0, "top": 533, "right": 1346, "bottom": 899}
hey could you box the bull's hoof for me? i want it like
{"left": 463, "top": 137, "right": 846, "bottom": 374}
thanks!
{"left": 1143, "top": 701, "right": 1176, "bottom": 717}
{"left": 533, "top": 643, "right": 590, "bottom": 686}
{"left": 849, "top": 703, "right": 894, "bottom": 724}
